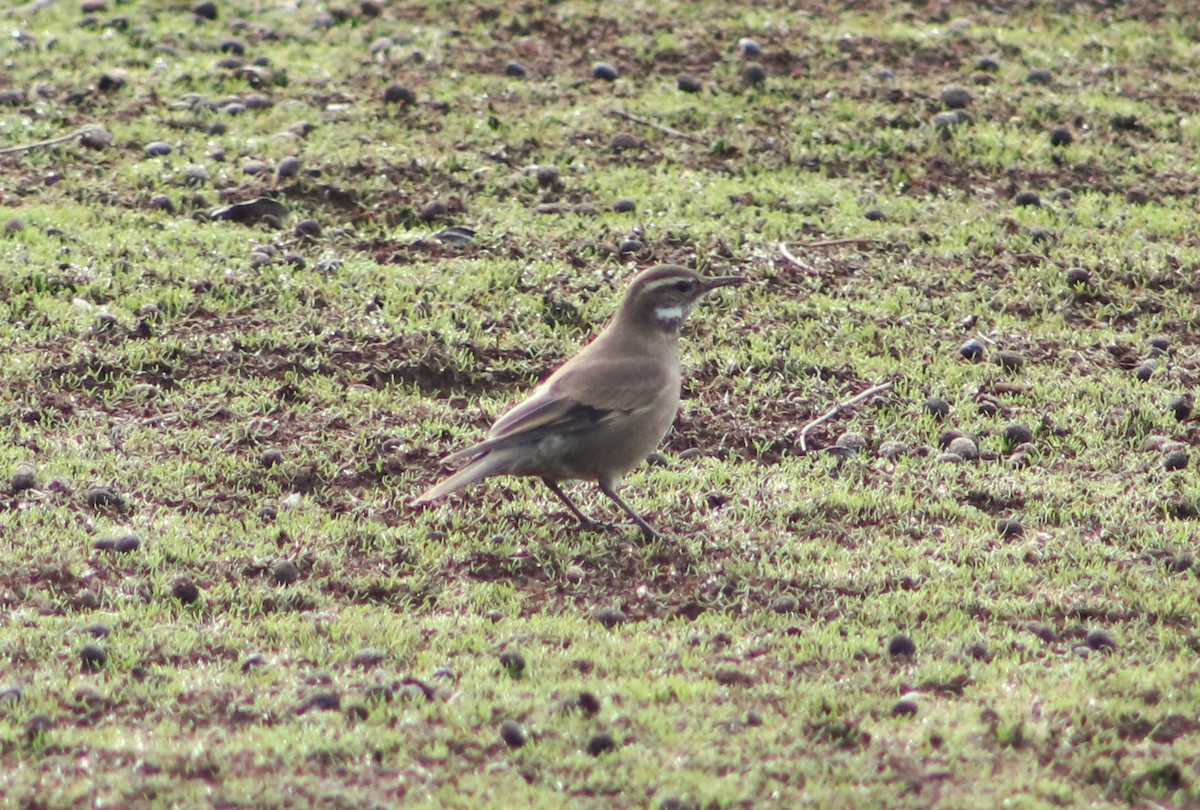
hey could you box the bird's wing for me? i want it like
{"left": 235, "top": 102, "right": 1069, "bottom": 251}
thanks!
{"left": 442, "top": 357, "right": 671, "bottom": 465}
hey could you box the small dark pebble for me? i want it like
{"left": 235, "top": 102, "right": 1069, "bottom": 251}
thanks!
{"left": 864, "top": 206, "right": 887, "bottom": 222}
{"left": 276, "top": 157, "right": 301, "bottom": 180}
{"left": 595, "top": 607, "right": 626, "bottom": 628}
{"left": 418, "top": 200, "right": 448, "bottom": 221}
{"left": 993, "top": 351, "right": 1025, "bottom": 371}
{"left": 218, "top": 38, "right": 245, "bottom": 55}
{"left": 618, "top": 239, "right": 643, "bottom": 255}
{"left": 771, "top": 595, "right": 798, "bottom": 614}
{"left": 997, "top": 518, "right": 1025, "bottom": 538}
{"left": 578, "top": 691, "right": 601, "bottom": 716}
{"left": 345, "top": 704, "right": 369, "bottom": 721}
{"left": 1003, "top": 424, "right": 1033, "bottom": 446}
{"left": 359, "top": 0, "right": 381, "bottom": 16}
{"left": 887, "top": 635, "right": 916, "bottom": 658}
{"left": 1013, "top": 191, "right": 1041, "bottom": 207}
{"left": 1026, "top": 68, "right": 1053, "bottom": 85}
{"left": 737, "top": 38, "right": 762, "bottom": 57}
{"left": 81, "top": 623, "right": 110, "bottom": 638}
{"left": 1030, "top": 624, "right": 1056, "bottom": 642}
{"left": 940, "top": 84, "right": 972, "bottom": 109}
{"left": 1049, "top": 127, "right": 1073, "bottom": 147}
{"left": 294, "top": 219, "right": 321, "bottom": 238}
{"left": 148, "top": 194, "right": 174, "bottom": 212}
{"left": 95, "top": 534, "right": 140, "bottom": 553}
{"left": 271, "top": 560, "right": 300, "bottom": 585}
{"left": 1086, "top": 629, "right": 1116, "bottom": 650}
{"left": 86, "top": 486, "right": 122, "bottom": 510}
{"left": 308, "top": 690, "right": 341, "bottom": 711}
{"left": 612, "top": 198, "right": 636, "bottom": 213}
{"left": 892, "top": 699, "right": 918, "bottom": 717}
{"left": 504, "top": 61, "right": 528, "bottom": 78}
{"left": 587, "top": 732, "right": 617, "bottom": 756}
{"left": 923, "top": 397, "right": 950, "bottom": 419}
{"left": 80, "top": 644, "right": 107, "bottom": 671}
{"left": 977, "top": 55, "right": 1000, "bottom": 71}
{"left": 592, "top": 62, "right": 619, "bottom": 81}
{"left": 25, "top": 713, "right": 54, "bottom": 741}
{"left": 351, "top": 649, "right": 386, "bottom": 668}
{"left": 241, "top": 653, "right": 266, "bottom": 672}
{"left": 171, "top": 577, "right": 200, "bottom": 604}
{"left": 383, "top": 84, "right": 416, "bottom": 105}
{"left": 677, "top": 74, "right": 703, "bottom": 93}
{"left": 1169, "top": 395, "right": 1192, "bottom": 421}
{"left": 1134, "top": 362, "right": 1156, "bottom": 382}
{"left": 258, "top": 506, "right": 277, "bottom": 522}
{"left": 933, "top": 111, "right": 965, "bottom": 136}
{"left": 1027, "top": 227, "right": 1055, "bottom": 244}
{"left": 960, "top": 339, "right": 985, "bottom": 361}
{"left": 534, "top": 165, "right": 560, "bottom": 187}
{"left": 610, "top": 132, "right": 642, "bottom": 151}
{"left": 191, "top": 0, "right": 217, "bottom": 20}
{"left": 500, "top": 720, "right": 527, "bottom": 748}
{"left": 1148, "top": 335, "right": 1170, "bottom": 351}
{"left": 741, "top": 63, "right": 767, "bottom": 86}
{"left": 1112, "top": 113, "right": 1139, "bottom": 131}
{"left": 966, "top": 643, "right": 993, "bottom": 662}
{"left": 1164, "top": 451, "right": 1188, "bottom": 472}
{"left": 1065, "top": 267, "right": 1091, "bottom": 287}
{"left": 11, "top": 465, "right": 36, "bottom": 493}
{"left": 1168, "top": 555, "right": 1193, "bottom": 574}
{"left": 261, "top": 448, "right": 284, "bottom": 468}
{"left": 499, "top": 649, "right": 526, "bottom": 676}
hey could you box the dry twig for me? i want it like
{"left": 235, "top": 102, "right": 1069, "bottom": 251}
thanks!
{"left": 0, "top": 125, "right": 104, "bottom": 156}
{"left": 607, "top": 108, "right": 706, "bottom": 144}
{"left": 799, "top": 381, "right": 894, "bottom": 453}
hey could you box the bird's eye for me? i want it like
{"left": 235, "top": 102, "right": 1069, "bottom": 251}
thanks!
{"left": 674, "top": 280, "right": 693, "bottom": 293}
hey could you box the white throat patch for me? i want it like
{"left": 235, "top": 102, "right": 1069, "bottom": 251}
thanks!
{"left": 655, "top": 305, "right": 684, "bottom": 325}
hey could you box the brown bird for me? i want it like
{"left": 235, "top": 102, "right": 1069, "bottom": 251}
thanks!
{"left": 414, "top": 264, "right": 745, "bottom": 539}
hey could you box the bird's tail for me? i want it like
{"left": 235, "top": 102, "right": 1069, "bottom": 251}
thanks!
{"left": 412, "top": 452, "right": 508, "bottom": 504}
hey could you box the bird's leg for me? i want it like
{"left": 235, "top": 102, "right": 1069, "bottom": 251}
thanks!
{"left": 598, "top": 480, "right": 660, "bottom": 541}
{"left": 541, "top": 478, "right": 602, "bottom": 532}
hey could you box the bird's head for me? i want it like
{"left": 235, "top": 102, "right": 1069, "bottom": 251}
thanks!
{"left": 619, "top": 264, "right": 746, "bottom": 332}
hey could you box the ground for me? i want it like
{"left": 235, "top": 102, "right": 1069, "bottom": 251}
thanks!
{"left": 1, "top": 0, "right": 1199, "bottom": 807}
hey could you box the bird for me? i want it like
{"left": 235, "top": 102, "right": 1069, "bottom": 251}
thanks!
{"left": 413, "top": 264, "right": 746, "bottom": 539}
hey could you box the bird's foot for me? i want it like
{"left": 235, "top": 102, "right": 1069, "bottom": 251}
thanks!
{"left": 575, "top": 516, "right": 606, "bottom": 533}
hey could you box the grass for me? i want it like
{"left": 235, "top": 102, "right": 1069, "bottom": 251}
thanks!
{"left": 1, "top": 0, "right": 1200, "bottom": 807}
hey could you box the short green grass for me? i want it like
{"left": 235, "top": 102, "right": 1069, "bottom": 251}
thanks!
{"left": 2, "top": 0, "right": 1199, "bottom": 807}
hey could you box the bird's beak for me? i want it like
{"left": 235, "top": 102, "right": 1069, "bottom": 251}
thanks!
{"left": 702, "top": 275, "right": 748, "bottom": 291}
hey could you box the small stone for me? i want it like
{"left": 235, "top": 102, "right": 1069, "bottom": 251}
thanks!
{"left": 1065, "top": 267, "right": 1091, "bottom": 287}
{"left": 11, "top": 464, "right": 36, "bottom": 493}
{"left": 1164, "top": 451, "right": 1188, "bottom": 472}
{"left": 966, "top": 643, "right": 992, "bottom": 662}
{"left": 80, "top": 644, "right": 107, "bottom": 671}
{"left": 971, "top": 71, "right": 994, "bottom": 86}
{"left": 240, "top": 654, "right": 266, "bottom": 673}
{"left": 1134, "top": 362, "right": 1156, "bottom": 382}
{"left": 677, "top": 74, "right": 703, "bottom": 93}
{"left": 994, "top": 351, "right": 1025, "bottom": 372}
{"left": 877, "top": 441, "right": 908, "bottom": 459}
{"left": 612, "top": 198, "right": 636, "bottom": 213}
{"left": 80, "top": 623, "right": 110, "bottom": 638}
{"left": 933, "top": 111, "right": 965, "bottom": 135}
{"left": 94, "top": 533, "right": 139, "bottom": 553}
{"left": 960, "top": 339, "right": 985, "bottom": 361}
{"left": 275, "top": 156, "right": 301, "bottom": 180}
{"left": 617, "top": 239, "right": 643, "bottom": 255}
{"left": 891, "top": 699, "right": 918, "bottom": 717}
{"left": 504, "top": 61, "right": 528, "bottom": 78}
{"left": 359, "top": 0, "right": 381, "bottom": 16}
{"left": 948, "top": 436, "right": 979, "bottom": 460}
{"left": 307, "top": 690, "right": 341, "bottom": 711}
{"left": 937, "top": 452, "right": 964, "bottom": 464}
{"left": 836, "top": 431, "right": 867, "bottom": 452}
{"left": 1026, "top": 68, "right": 1053, "bottom": 85}
{"left": 191, "top": 0, "right": 217, "bottom": 20}
{"left": 218, "top": 38, "right": 245, "bottom": 55}
{"left": 1112, "top": 113, "right": 1139, "bottom": 132}
{"left": 578, "top": 691, "right": 601, "bottom": 716}
{"left": 1086, "top": 629, "right": 1116, "bottom": 650}
{"left": 223, "top": 102, "right": 246, "bottom": 116}
{"left": 499, "top": 720, "right": 527, "bottom": 748}
{"left": 741, "top": 63, "right": 766, "bottom": 86}
{"left": 294, "top": 219, "right": 321, "bottom": 238}
{"left": 261, "top": 448, "right": 283, "bottom": 468}
{"left": 997, "top": 518, "right": 1025, "bottom": 538}
{"left": 24, "top": 714, "right": 54, "bottom": 741}
{"left": 737, "top": 38, "right": 762, "bottom": 57}
{"left": 0, "top": 686, "right": 22, "bottom": 704}
{"left": 171, "top": 577, "right": 200, "bottom": 604}
{"left": 564, "top": 565, "right": 585, "bottom": 584}
{"left": 79, "top": 126, "right": 113, "bottom": 149}
{"left": 771, "top": 595, "right": 799, "bottom": 614}
{"left": 1050, "top": 188, "right": 1073, "bottom": 202}
{"left": 592, "top": 62, "right": 619, "bottom": 81}
{"left": 977, "top": 55, "right": 1000, "bottom": 71}
{"left": 887, "top": 635, "right": 916, "bottom": 658}
{"left": 534, "top": 165, "right": 560, "bottom": 187}
{"left": 863, "top": 206, "right": 887, "bottom": 222}
{"left": 351, "top": 649, "right": 386, "bottom": 668}
{"left": 940, "top": 84, "right": 972, "bottom": 109}
{"left": 1049, "top": 127, "right": 1073, "bottom": 147}
{"left": 1168, "top": 555, "right": 1193, "bottom": 574}
{"left": 1013, "top": 191, "right": 1041, "bottom": 207}
{"left": 587, "top": 732, "right": 617, "bottom": 756}
{"left": 146, "top": 141, "right": 175, "bottom": 158}
{"left": 418, "top": 200, "right": 448, "bottom": 221}
{"left": 271, "top": 560, "right": 300, "bottom": 585}
{"left": 595, "top": 607, "right": 626, "bottom": 628}
{"left": 1169, "top": 395, "right": 1193, "bottom": 421}
{"left": 499, "top": 649, "right": 526, "bottom": 677}
{"left": 148, "top": 194, "right": 174, "bottom": 212}
{"left": 1003, "top": 424, "right": 1033, "bottom": 446}
{"left": 4, "top": 217, "right": 24, "bottom": 234}
{"left": 923, "top": 397, "right": 950, "bottom": 418}
{"left": 610, "top": 132, "right": 642, "bottom": 151}
{"left": 242, "top": 160, "right": 270, "bottom": 176}
{"left": 383, "top": 84, "right": 416, "bottom": 105}
{"left": 345, "top": 704, "right": 369, "bottom": 721}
